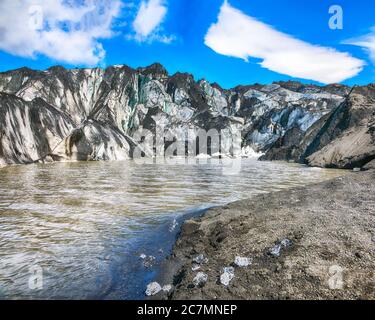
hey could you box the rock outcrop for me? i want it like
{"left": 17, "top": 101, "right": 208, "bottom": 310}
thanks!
{"left": 305, "top": 89, "right": 375, "bottom": 169}
{"left": 0, "top": 64, "right": 373, "bottom": 168}
{"left": 306, "top": 118, "right": 375, "bottom": 169}
{"left": 262, "top": 85, "right": 375, "bottom": 169}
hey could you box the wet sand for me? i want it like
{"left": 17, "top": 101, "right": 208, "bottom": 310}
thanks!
{"left": 159, "top": 170, "right": 375, "bottom": 300}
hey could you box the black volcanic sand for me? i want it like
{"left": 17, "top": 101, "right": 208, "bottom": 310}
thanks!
{"left": 157, "top": 170, "right": 375, "bottom": 300}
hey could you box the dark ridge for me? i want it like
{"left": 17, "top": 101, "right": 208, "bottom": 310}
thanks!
{"left": 167, "top": 72, "right": 195, "bottom": 93}
{"left": 137, "top": 63, "right": 169, "bottom": 77}
{"left": 1, "top": 63, "right": 374, "bottom": 94}
{"left": 275, "top": 80, "right": 307, "bottom": 92}
{"left": 47, "top": 65, "right": 67, "bottom": 73}
{"left": 169, "top": 72, "right": 195, "bottom": 83}
{"left": 211, "top": 82, "right": 225, "bottom": 92}
{"left": 232, "top": 84, "right": 265, "bottom": 94}
{"left": 105, "top": 64, "right": 135, "bottom": 74}
{"left": 0, "top": 66, "right": 43, "bottom": 77}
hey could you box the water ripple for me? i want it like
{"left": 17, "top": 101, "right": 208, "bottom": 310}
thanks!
{"left": 0, "top": 159, "right": 345, "bottom": 299}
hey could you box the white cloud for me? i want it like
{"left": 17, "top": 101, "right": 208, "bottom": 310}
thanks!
{"left": 345, "top": 29, "right": 375, "bottom": 64}
{"left": 204, "top": 1, "right": 364, "bottom": 84}
{"left": 132, "top": 0, "right": 173, "bottom": 43}
{"left": 0, "top": 0, "right": 122, "bottom": 65}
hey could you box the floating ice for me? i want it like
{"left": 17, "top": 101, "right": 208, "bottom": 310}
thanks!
{"left": 169, "top": 218, "right": 178, "bottom": 232}
{"left": 140, "top": 255, "right": 156, "bottom": 268}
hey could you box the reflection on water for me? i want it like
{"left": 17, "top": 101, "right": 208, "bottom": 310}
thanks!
{"left": 0, "top": 159, "right": 345, "bottom": 299}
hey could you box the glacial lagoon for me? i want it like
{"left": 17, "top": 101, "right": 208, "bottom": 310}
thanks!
{"left": 0, "top": 158, "right": 346, "bottom": 299}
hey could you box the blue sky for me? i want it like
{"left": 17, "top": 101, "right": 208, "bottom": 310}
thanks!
{"left": 0, "top": 0, "right": 374, "bottom": 88}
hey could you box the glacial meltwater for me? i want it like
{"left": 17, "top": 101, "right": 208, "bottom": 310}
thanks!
{"left": 0, "top": 159, "right": 345, "bottom": 299}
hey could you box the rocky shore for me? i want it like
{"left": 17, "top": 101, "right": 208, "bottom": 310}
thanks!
{"left": 158, "top": 170, "right": 375, "bottom": 300}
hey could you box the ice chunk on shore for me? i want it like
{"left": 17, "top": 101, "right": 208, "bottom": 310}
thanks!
{"left": 193, "top": 254, "right": 208, "bottom": 264}
{"left": 280, "top": 239, "right": 292, "bottom": 247}
{"left": 269, "top": 239, "right": 292, "bottom": 257}
{"left": 193, "top": 272, "right": 208, "bottom": 287}
{"left": 192, "top": 264, "right": 201, "bottom": 271}
{"left": 145, "top": 282, "right": 162, "bottom": 296}
{"left": 220, "top": 267, "right": 235, "bottom": 286}
{"left": 234, "top": 256, "right": 252, "bottom": 267}
{"left": 269, "top": 244, "right": 282, "bottom": 257}
{"left": 162, "top": 284, "right": 173, "bottom": 293}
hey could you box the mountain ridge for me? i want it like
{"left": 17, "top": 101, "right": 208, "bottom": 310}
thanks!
{"left": 1, "top": 63, "right": 360, "bottom": 91}
{"left": 0, "top": 63, "right": 374, "bottom": 169}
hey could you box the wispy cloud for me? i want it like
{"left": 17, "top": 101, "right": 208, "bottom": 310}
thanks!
{"left": 131, "top": 0, "right": 174, "bottom": 43}
{"left": 0, "top": 0, "right": 122, "bottom": 65}
{"left": 345, "top": 28, "right": 375, "bottom": 64}
{"left": 204, "top": 1, "right": 364, "bottom": 84}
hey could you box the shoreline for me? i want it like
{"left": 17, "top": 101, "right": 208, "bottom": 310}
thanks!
{"left": 157, "top": 170, "right": 375, "bottom": 300}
